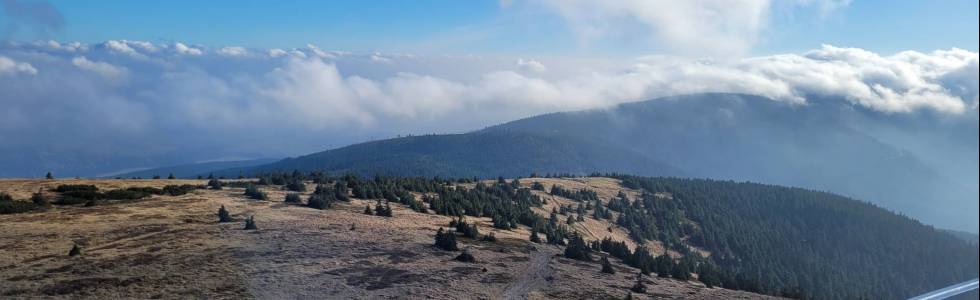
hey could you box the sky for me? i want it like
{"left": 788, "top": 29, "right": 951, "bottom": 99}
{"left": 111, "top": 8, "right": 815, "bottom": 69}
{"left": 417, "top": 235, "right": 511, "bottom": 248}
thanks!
{"left": 0, "top": 0, "right": 978, "bottom": 177}
{"left": 2, "top": 0, "right": 977, "bottom": 56}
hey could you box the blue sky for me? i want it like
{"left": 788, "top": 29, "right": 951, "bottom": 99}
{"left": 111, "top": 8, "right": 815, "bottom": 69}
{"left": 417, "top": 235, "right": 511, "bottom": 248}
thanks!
{"left": 5, "top": 0, "right": 977, "bottom": 57}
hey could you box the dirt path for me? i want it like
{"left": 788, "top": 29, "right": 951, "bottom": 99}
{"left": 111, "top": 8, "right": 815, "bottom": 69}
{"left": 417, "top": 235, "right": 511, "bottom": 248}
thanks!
{"left": 502, "top": 246, "right": 554, "bottom": 300}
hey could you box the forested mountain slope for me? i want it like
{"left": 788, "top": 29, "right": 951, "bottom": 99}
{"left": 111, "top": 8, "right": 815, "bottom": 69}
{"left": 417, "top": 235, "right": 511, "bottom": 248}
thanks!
{"left": 224, "top": 93, "right": 977, "bottom": 232}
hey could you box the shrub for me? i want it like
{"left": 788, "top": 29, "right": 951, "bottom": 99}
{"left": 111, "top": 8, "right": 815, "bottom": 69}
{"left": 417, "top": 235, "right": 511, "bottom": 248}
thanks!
{"left": 1, "top": 194, "right": 38, "bottom": 214}
{"left": 530, "top": 231, "right": 542, "bottom": 243}
{"left": 243, "top": 216, "right": 257, "bottom": 230}
{"left": 630, "top": 274, "right": 647, "bottom": 293}
{"left": 244, "top": 184, "right": 267, "bottom": 200}
{"left": 56, "top": 189, "right": 104, "bottom": 205}
{"left": 31, "top": 191, "right": 49, "bottom": 207}
{"left": 364, "top": 205, "right": 374, "bottom": 215}
{"left": 601, "top": 256, "right": 616, "bottom": 274}
{"left": 454, "top": 249, "right": 476, "bottom": 262}
{"left": 167, "top": 173, "right": 176, "bottom": 179}
{"left": 103, "top": 189, "right": 151, "bottom": 200}
{"left": 126, "top": 186, "right": 163, "bottom": 195}
{"left": 68, "top": 244, "right": 81, "bottom": 256}
{"left": 453, "top": 217, "right": 480, "bottom": 239}
{"left": 284, "top": 193, "right": 302, "bottom": 203}
{"left": 46, "top": 172, "right": 54, "bottom": 180}
{"left": 207, "top": 178, "right": 223, "bottom": 190}
{"left": 531, "top": 181, "right": 545, "bottom": 191}
{"left": 54, "top": 184, "right": 98, "bottom": 193}
{"left": 434, "top": 228, "right": 458, "bottom": 251}
{"left": 162, "top": 184, "right": 197, "bottom": 196}
{"left": 218, "top": 205, "right": 233, "bottom": 222}
{"left": 563, "top": 233, "right": 592, "bottom": 261}
{"left": 285, "top": 180, "right": 306, "bottom": 192}
{"left": 306, "top": 194, "right": 331, "bottom": 209}
{"left": 481, "top": 233, "right": 497, "bottom": 242}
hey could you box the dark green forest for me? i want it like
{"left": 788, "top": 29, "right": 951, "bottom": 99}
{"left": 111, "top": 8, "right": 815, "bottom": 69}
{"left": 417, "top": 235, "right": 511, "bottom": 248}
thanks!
{"left": 611, "top": 175, "right": 978, "bottom": 299}
{"left": 231, "top": 171, "right": 978, "bottom": 299}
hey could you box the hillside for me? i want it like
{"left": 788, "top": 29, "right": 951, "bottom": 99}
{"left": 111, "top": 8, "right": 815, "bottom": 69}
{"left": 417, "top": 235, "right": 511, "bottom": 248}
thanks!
{"left": 2, "top": 178, "right": 771, "bottom": 300}
{"left": 223, "top": 93, "right": 977, "bottom": 232}
{"left": 3, "top": 175, "right": 976, "bottom": 299}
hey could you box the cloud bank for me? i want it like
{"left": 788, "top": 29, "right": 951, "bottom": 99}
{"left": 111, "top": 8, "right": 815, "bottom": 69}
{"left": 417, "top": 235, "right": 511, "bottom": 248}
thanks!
{"left": 0, "top": 40, "right": 977, "bottom": 175}
{"left": 525, "top": 0, "right": 851, "bottom": 56}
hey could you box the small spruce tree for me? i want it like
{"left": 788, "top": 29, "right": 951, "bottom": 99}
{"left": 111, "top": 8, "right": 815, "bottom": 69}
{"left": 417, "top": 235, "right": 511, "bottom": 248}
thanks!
{"left": 45, "top": 171, "right": 54, "bottom": 180}
{"left": 530, "top": 231, "right": 542, "bottom": 243}
{"left": 243, "top": 216, "right": 257, "bottom": 230}
{"left": 601, "top": 256, "right": 616, "bottom": 274}
{"left": 563, "top": 233, "right": 592, "bottom": 261}
{"left": 167, "top": 173, "right": 176, "bottom": 180}
{"left": 218, "top": 205, "right": 233, "bottom": 222}
{"left": 434, "top": 228, "right": 458, "bottom": 251}
{"left": 454, "top": 248, "right": 476, "bottom": 262}
{"left": 284, "top": 193, "right": 302, "bottom": 203}
{"left": 630, "top": 273, "right": 647, "bottom": 293}
{"left": 208, "top": 178, "right": 223, "bottom": 190}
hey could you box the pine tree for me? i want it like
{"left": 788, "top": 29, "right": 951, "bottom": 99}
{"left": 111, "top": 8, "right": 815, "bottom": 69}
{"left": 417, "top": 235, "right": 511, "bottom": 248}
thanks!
{"left": 671, "top": 259, "right": 691, "bottom": 280}
{"left": 68, "top": 244, "right": 81, "bottom": 256}
{"left": 530, "top": 231, "right": 542, "bottom": 243}
{"left": 563, "top": 233, "right": 592, "bottom": 261}
{"left": 601, "top": 256, "right": 616, "bottom": 274}
{"left": 655, "top": 254, "right": 674, "bottom": 278}
{"left": 217, "top": 205, "right": 233, "bottom": 222}
{"left": 243, "top": 216, "right": 257, "bottom": 230}
{"left": 244, "top": 184, "right": 267, "bottom": 200}
{"left": 284, "top": 193, "right": 302, "bottom": 203}
{"left": 208, "top": 178, "right": 223, "bottom": 190}
{"left": 454, "top": 249, "right": 476, "bottom": 262}
{"left": 630, "top": 273, "right": 647, "bottom": 293}
{"left": 45, "top": 172, "right": 54, "bottom": 180}
{"left": 167, "top": 173, "right": 176, "bottom": 180}
{"left": 434, "top": 228, "right": 458, "bottom": 251}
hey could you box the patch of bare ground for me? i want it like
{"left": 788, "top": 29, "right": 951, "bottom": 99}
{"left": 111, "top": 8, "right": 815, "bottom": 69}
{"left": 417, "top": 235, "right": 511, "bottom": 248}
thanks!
{"left": 2, "top": 178, "right": 775, "bottom": 299}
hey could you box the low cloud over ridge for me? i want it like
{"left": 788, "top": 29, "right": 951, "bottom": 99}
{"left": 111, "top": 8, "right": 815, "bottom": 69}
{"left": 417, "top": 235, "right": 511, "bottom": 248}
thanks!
{"left": 0, "top": 40, "right": 977, "bottom": 175}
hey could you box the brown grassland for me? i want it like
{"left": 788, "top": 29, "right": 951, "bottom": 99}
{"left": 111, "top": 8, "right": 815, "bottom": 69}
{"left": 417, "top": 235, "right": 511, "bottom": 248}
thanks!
{"left": 1, "top": 178, "right": 777, "bottom": 299}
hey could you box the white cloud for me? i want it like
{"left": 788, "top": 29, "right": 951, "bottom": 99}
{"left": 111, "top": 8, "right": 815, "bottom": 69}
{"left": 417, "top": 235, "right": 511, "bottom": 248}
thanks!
{"left": 217, "top": 46, "right": 248, "bottom": 57}
{"left": 516, "top": 58, "right": 547, "bottom": 73}
{"left": 72, "top": 56, "right": 126, "bottom": 79}
{"left": 173, "top": 42, "right": 203, "bottom": 56}
{"left": 527, "top": 0, "right": 850, "bottom": 56}
{"left": 268, "top": 48, "right": 288, "bottom": 58}
{"left": 0, "top": 55, "right": 37, "bottom": 75}
{"left": 1, "top": 42, "right": 975, "bottom": 150}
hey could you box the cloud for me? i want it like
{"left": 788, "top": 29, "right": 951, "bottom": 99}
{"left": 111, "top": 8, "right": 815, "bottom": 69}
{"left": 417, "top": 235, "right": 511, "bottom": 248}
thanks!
{"left": 525, "top": 0, "right": 849, "bottom": 56}
{"left": 268, "top": 48, "right": 287, "bottom": 58}
{"left": 72, "top": 56, "right": 126, "bottom": 79}
{"left": 516, "top": 58, "right": 547, "bottom": 73}
{"left": 0, "top": 41, "right": 975, "bottom": 176}
{"left": 0, "top": 55, "right": 36, "bottom": 75}
{"left": 216, "top": 46, "right": 247, "bottom": 57}
{"left": 173, "top": 42, "right": 203, "bottom": 56}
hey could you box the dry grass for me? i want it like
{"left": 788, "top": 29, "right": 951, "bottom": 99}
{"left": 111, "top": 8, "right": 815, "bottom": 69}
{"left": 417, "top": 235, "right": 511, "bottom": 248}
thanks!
{"left": 1, "top": 178, "right": 775, "bottom": 299}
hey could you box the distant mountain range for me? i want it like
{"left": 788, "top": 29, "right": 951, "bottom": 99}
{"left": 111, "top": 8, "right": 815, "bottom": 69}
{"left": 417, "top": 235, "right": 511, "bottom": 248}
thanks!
{"left": 113, "top": 159, "right": 277, "bottom": 179}
{"left": 203, "top": 93, "right": 976, "bottom": 232}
